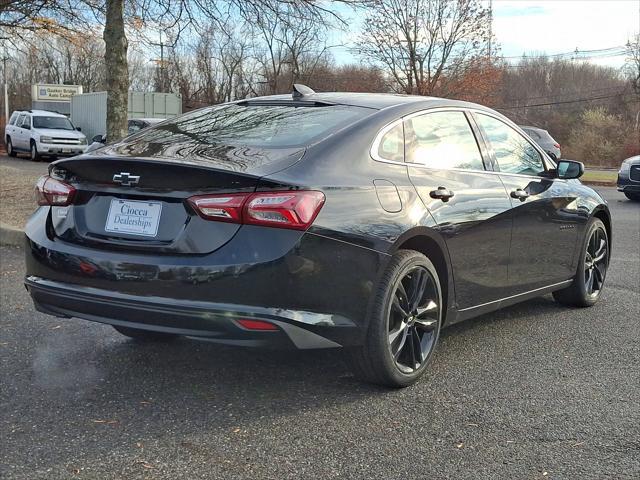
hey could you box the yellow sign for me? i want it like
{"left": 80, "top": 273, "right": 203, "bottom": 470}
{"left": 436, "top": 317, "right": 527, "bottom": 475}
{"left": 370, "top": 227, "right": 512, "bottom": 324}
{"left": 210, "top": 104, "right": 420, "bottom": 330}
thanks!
{"left": 32, "top": 84, "right": 83, "bottom": 102}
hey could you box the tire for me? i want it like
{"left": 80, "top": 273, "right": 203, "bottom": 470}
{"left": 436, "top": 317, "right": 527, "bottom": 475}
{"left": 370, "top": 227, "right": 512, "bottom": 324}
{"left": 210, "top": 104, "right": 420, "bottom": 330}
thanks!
{"left": 553, "top": 218, "right": 609, "bottom": 307}
{"left": 112, "top": 325, "right": 179, "bottom": 342}
{"left": 30, "top": 141, "right": 40, "bottom": 162}
{"left": 348, "top": 250, "right": 443, "bottom": 388}
{"left": 6, "top": 137, "right": 16, "bottom": 157}
{"left": 624, "top": 192, "right": 640, "bottom": 201}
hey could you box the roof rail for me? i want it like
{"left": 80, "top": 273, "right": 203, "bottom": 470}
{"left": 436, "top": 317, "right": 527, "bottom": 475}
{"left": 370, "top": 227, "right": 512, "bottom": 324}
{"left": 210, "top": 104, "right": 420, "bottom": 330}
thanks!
{"left": 292, "top": 84, "right": 315, "bottom": 99}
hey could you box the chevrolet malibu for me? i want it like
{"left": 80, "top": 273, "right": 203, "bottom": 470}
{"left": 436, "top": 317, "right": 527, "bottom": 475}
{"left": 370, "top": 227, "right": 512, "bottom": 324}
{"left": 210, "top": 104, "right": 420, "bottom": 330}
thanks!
{"left": 24, "top": 87, "right": 611, "bottom": 387}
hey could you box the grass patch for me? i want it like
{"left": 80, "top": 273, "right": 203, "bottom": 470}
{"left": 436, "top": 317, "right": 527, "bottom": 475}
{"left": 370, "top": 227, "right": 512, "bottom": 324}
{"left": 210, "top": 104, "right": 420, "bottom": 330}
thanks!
{"left": 581, "top": 169, "right": 617, "bottom": 184}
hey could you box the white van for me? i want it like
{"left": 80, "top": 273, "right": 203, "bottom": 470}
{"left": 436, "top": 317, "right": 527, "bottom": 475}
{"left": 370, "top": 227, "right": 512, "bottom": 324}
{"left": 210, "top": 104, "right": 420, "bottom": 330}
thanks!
{"left": 5, "top": 110, "right": 88, "bottom": 161}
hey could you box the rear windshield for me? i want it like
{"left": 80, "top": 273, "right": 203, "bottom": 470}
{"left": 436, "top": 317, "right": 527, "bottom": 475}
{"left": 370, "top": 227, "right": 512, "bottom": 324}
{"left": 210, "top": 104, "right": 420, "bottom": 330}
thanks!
{"left": 33, "top": 116, "right": 75, "bottom": 130}
{"left": 131, "top": 103, "right": 372, "bottom": 148}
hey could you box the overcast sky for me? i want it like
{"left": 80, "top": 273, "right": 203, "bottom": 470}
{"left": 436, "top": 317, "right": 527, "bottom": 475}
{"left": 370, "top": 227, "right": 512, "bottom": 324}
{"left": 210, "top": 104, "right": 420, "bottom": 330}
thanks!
{"left": 330, "top": 0, "right": 640, "bottom": 68}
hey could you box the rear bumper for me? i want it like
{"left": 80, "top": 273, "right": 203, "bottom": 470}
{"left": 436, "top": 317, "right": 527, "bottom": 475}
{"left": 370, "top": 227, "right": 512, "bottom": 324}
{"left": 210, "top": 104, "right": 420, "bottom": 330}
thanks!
{"left": 26, "top": 276, "right": 342, "bottom": 349}
{"left": 24, "top": 208, "right": 387, "bottom": 348}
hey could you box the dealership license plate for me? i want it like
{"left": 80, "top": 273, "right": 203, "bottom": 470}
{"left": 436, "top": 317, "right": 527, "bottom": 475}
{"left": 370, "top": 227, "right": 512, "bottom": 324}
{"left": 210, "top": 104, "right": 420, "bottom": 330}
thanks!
{"left": 105, "top": 199, "right": 162, "bottom": 237}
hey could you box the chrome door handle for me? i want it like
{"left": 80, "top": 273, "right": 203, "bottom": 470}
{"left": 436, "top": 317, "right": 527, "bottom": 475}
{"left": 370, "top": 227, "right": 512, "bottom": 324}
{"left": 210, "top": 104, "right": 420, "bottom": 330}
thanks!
{"left": 510, "top": 189, "right": 529, "bottom": 201}
{"left": 429, "top": 186, "right": 455, "bottom": 202}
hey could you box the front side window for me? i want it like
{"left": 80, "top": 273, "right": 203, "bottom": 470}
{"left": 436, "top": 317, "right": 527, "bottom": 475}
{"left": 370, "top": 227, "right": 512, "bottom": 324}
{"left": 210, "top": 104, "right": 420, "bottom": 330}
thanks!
{"left": 405, "top": 111, "right": 485, "bottom": 170}
{"left": 376, "top": 123, "right": 404, "bottom": 162}
{"left": 32, "top": 116, "right": 74, "bottom": 131}
{"left": 476, "top": 114, "right": 545, "bottom": 176}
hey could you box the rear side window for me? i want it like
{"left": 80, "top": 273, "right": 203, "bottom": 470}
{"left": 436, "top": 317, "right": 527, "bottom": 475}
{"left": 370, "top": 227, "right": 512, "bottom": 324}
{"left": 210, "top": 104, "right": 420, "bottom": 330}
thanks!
{"left": 9, "top": 112, "right": 18, "bottom": 125}
{"left": 405, "top": 111, "right": 485, "bottom": 171}
{"left": 476, "top": 114, "right": 545, "bottom": 176}
{"left": 132, "top": 104, "right": 372, "bottom": 148}
{"left": 376, "top": 123, "right": 404, "bottom": 162}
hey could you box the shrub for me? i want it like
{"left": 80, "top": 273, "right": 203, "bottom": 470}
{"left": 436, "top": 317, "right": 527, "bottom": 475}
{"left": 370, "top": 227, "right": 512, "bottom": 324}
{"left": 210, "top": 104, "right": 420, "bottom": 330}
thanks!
{"left": 564, "top": 107, "right": 634, "bottom": 167}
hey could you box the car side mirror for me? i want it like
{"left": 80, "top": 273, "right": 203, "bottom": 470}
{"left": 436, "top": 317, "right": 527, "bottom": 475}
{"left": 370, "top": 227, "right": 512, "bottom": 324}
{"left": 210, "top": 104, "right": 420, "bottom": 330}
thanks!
{"left": 22, "top": 124, "right": 30, "bottom": 130}
{"left": 92, "top": 134, "right": 106, "bottom": 143}
{"left": 76, "top": 127, "right": 82, "bottom": 132}
{"left": 556, "top": 160, "right": 584, "bottom": 180}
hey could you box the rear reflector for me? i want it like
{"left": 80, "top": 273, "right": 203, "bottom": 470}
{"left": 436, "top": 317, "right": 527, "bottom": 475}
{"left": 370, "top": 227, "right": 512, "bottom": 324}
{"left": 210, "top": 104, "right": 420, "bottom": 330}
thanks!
{"left": 35, "top": 175, "right": 76, "bottom": 206}
{"left": 187, "top": 190, "right": 325, "bottom": 231}
{"left": 237, "top": 319, "right": 279, "bottom": 331}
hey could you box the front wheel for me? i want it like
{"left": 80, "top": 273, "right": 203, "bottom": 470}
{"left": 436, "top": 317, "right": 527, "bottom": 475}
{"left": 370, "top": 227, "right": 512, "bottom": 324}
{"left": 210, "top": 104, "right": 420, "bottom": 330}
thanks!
{"left": 6, "top": 137, "right": 17, "bottom": 157}
{"left": 553, "top": 218, "right": 609, "bottom": 307}
{"left": 112, "top": 325, "right": 179, "bottom": 342}
{"left": 348, "top": 250, "right": 442, "bottom": 388}
{"left": 30, "top": 141, "right": 40, "bottom": 162}
{"left": 624, "top": 192, "right": 640, "bottom": 201}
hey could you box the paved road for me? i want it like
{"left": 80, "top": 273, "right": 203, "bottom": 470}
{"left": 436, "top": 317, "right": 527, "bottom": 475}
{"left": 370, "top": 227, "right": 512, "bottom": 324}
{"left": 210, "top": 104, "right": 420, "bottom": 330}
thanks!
{"left": 1, "top": 188, "right": 638, "bottom": 479}
{"left": 0, "top": 153, "right": 50, "bottom": 175}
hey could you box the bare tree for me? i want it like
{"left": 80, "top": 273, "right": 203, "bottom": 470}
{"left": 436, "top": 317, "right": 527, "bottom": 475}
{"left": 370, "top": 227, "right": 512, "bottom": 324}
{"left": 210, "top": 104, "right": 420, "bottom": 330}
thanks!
{"left": 355, "top": 0, "right": 491, "bottom": 95}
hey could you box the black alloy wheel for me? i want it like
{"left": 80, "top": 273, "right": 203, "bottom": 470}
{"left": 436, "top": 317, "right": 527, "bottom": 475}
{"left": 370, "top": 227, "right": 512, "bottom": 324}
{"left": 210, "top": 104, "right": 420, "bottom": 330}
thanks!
{"left": 584, "top": 225, "right": 608, "bottom": 299}
{"left": 553, "top": 218, "right": 608, "bottom": 307}
{"left": 348, "top": 250, "right": 442, "bottom": 388}
{"left": 388, "top": 265, "right": 439, "bottom": 374}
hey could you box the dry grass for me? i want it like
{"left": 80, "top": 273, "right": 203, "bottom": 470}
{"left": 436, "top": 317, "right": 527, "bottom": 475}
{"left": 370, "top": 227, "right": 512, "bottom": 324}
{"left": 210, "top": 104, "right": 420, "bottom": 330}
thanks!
{"left": 0, "top": 164, "right": 41, "bottom": 228}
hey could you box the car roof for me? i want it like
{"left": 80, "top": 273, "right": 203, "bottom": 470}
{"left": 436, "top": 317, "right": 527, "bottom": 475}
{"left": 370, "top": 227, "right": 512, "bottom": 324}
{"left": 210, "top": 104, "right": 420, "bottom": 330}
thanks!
{"left": 15, "top": 109, "right": 67, "bottom": 117}
{"left": 245, "top": 92, "right": 494, "bottom": 112}
{"left": 130, "top": 117, "right": 165, "bottom": 124}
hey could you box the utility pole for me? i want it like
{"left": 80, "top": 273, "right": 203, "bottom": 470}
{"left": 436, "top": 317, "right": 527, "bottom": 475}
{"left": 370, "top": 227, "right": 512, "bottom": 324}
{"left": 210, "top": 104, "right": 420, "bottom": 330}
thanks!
{"left": 488, "top": 0, "right": 493, "bottom": 61}
{"left": 150, "top": 31, "right": 172, "bottom": 93}
{"left": 0, "top": 36, "right": 9, "bottom": 125}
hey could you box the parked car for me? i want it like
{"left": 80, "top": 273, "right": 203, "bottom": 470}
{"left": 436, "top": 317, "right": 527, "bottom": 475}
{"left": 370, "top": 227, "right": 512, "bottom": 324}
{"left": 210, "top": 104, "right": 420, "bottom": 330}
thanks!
{"left": 519, "top": 125, "right": 561, "bottom": 160}
{"left": 87, "top": 118, "right": 166, "bottom": 152}
{"left": 24, "top": 86, "right": 611, "bottom": 387}
{"left": 617, "top": 155, "right": 640, "bottom": 201}
{"left": 5, "top": 110, "right": 88, "bottom": 161}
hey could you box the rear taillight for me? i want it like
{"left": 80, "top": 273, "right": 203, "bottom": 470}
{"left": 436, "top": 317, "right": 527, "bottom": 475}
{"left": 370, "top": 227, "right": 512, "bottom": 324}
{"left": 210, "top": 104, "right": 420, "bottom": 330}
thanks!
{"left": 187, "top": 190, "right": 325, "bottom": 231}
{"left": 187, "top": 193, "right": 246, "bottom": 223}
{"left": 554, "top": 143, "right": 561, "bottom": 148}
{"left": 35, "top": 175, "right": 76, "bottom": 206}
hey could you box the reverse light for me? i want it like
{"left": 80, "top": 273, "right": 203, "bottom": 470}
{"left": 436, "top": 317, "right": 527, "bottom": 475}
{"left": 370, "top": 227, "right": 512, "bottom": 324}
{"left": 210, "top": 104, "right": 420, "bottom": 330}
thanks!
{"left": 35, "top": 175, "right": 76, "bottom": 206}
{"left": 187, "top": 190, "right": 325, "bottom": 231}
{"left": 237, "top": 319, "right": 279, "bottom": 331}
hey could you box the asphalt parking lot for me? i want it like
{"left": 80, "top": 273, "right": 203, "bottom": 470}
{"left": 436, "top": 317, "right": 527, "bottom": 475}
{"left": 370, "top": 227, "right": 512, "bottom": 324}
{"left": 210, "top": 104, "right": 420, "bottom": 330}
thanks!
{"left": 1, "top": 187, "right": 638, "bottom": 479}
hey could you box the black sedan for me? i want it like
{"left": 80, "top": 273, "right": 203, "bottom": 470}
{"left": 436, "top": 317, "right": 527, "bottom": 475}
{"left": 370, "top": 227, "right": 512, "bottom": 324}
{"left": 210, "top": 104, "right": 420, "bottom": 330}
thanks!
{"left": 24, "top": 86, "right": 611, "bottom": 387}
{"left": 617, "top": 155, "right": 640, "bottom": 201}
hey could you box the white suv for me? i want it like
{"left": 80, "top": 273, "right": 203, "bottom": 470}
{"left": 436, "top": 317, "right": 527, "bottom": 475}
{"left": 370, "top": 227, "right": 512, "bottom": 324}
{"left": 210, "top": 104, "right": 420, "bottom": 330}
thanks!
{"left": 5, "top": 110, "right": 88, "bottom": 161}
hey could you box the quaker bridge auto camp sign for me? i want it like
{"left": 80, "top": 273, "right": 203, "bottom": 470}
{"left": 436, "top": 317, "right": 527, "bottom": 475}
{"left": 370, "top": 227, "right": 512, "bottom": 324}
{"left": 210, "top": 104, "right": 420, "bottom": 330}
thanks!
{"left": 31, "top": 84, "right": 83, "bottom": 102}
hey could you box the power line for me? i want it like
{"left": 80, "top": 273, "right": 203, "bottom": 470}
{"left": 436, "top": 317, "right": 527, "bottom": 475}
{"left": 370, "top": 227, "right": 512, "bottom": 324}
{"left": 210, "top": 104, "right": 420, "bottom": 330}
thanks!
{"left": 501, "top": 92, "right": 637, "bottom": 109}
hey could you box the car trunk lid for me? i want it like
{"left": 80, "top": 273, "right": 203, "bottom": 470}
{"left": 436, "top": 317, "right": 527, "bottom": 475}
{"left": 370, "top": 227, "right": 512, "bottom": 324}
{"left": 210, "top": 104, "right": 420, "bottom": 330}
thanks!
{"left": 49, "top": 147, "right": 304, "bottom": 254}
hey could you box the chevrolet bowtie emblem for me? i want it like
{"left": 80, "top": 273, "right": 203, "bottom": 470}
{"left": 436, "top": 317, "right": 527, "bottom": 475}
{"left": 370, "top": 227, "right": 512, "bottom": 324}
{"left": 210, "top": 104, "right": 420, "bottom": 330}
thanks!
{"left": 112, "top": 172, "right": 140, "bottom": 186}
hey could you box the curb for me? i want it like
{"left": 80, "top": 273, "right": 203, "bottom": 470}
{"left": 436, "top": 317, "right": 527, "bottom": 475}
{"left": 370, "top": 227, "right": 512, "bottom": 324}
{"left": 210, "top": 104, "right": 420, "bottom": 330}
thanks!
{"left": 0, "top": 222, "right": 24, "bottom": 247}
{"left": 581, "top": 181, "right": 616, "bottom": 187}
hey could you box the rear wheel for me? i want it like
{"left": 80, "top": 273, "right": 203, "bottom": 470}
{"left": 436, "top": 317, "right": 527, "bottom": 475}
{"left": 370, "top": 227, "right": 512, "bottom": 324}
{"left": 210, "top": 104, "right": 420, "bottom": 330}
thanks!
{"left": 30, "top": 141, "right": 40, "bottom": 162}
{"left": 624, "top": 192, "right": 640, "bottom": 201}
{"left": 348, "top": 250, "right": 442, "bottom": 388}
{"left": 6, "top": 137, "right": 16, "bottom": 157}
{"left": 553, "top": 218, "right": 608, "bottom": 307}
{"left": 112, "top": 325, "right": 179, "bottom": 342}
